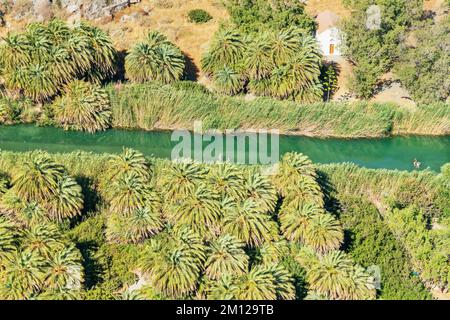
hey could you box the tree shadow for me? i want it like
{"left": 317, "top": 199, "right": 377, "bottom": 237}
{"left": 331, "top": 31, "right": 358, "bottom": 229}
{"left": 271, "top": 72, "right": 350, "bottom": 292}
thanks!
{"left": 77, "top": 240, "right": 105, "bottom": 289}
{"left": 320, "top": 61, "right": 341, "bottom": 101}
{"left": 75, "top": 176, "right": 100, "bottom": 215}
{"left": 113, "top": 49, "right": 127, "bottom": 82}
{"left": 183, "top": 52, "right": 200, "bottom": 81}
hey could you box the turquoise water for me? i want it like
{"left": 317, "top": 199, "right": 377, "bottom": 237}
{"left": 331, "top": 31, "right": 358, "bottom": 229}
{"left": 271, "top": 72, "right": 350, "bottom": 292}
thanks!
{"left": 0, "top": 125, "right": 448, "bottom": 171}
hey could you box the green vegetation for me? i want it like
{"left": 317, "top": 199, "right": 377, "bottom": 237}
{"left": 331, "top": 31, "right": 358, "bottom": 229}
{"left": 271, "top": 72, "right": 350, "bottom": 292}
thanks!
{"left": 188, "top": 9, "right": 213, "bottom": 24}
{"left": 107, "top": 82, "right": 449, "bottom": 137}
{"left": 0, "top": 150, "right": 447, "bottom": 300}
{"left": 0, "top": 20, "right": 116, "bottom": 102}
{"left": 342, "top": 0, "right": 424, "bottom": 98}
{"left": 202, "top": 26, "right": 323, "bottom": 102}
{"left": 224, "top": 0, "right": 316, "bottom": 34}
{"left": 201, "top": 0, "right": 322, "bottom": 101}
{"left": 319, "top": 163, "right": 450, "bottom": 297}
{"left": 52, "top": 80, "right": 111, "bottom": 133}
{"left": 125, "top": 31, "right": 185, "bottom": 84}
{"left": 0, "top": 150, "right": 384, "bottom": 300}
{"left": 394, "top": 16, "right": 450, "bottom": 104}
{"left": 337, "top": 197, "right": 432, "bottom": 299}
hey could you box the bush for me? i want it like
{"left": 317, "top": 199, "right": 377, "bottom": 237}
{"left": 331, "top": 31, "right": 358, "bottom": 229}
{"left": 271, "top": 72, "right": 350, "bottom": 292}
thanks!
{"left": 188, "top": 9, "right": 212, "bottom": 24}
{"left": 338, "top": 196, "right": 432, "bottom": 299}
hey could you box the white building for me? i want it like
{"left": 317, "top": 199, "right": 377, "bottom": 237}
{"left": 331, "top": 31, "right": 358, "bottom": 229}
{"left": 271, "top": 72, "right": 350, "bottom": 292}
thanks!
{"left": 315, "top": 11, "right": 342, "bottom": 57}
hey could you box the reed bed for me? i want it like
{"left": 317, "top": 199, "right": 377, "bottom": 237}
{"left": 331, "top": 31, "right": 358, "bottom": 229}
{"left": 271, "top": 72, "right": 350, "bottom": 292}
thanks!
{"left": 107, "top": 82, "right": 449, "bottom": 138}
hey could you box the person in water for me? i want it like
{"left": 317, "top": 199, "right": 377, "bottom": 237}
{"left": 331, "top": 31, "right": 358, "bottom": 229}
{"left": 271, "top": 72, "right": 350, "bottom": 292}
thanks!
{"left": 413, "top": 158, "right": 421, "bottom": 169}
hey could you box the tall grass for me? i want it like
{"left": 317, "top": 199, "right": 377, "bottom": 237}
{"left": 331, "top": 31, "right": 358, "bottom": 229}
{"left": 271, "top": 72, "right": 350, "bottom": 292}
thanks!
{"left": 318, "top": 163, "right": 448, "bottom": 219}
{"left": 107, "top": 82, "right": 450, "bottom": 138}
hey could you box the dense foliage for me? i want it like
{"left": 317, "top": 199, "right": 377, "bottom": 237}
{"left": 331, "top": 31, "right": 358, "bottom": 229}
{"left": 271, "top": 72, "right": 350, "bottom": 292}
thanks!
{"left": 125, "top": 31, "right": 185, "bottom": 84}
{"left": 224, "top": 0, "right": 316, "bottom": 34}
{"left": 341, "top": 0, "right": 424, "bottom": 98}
{"left": 0, "top": 20, "right": 116, "bottom": 102}
{"left": 202, "top": 26, "right": 323, "bottom": 102}
{"left": 107, "top": 82, "right": 450, "bottom": 137}
{"left": 52, "top": 80, "right": 112, "bottom": 133}
{"left": 319, "top": 163, "right": 450, "bottom": 297}
{"left": 394, "top": 16, "right": 450, "bottom": 104}
{"left": 0, "top": 150, "right": 382, "bottom": 300}
{"left": 337, "top": 197, "right": 431, "bottom": 299}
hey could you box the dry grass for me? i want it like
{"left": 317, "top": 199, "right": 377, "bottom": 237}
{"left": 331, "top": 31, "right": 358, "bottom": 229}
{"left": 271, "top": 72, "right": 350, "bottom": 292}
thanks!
{"left": 304, "top": 0, "right": 350, "bottom": 18}
{"left": 99, "top": 0, "right": 229, "bottom": 71}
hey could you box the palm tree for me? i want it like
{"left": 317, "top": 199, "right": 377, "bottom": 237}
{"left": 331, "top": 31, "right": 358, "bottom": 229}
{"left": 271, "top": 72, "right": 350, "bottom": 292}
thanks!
{"left": 0, "top": 250, "right": 45, "bottom": 299}
{"left": 235, "top": 266, "right": 295, "bottom": 300}
{"left": 53, "top": 80, "right": 112, "bottom": 133}
{"left": 108, "top": 172, "right": 156, "bottom": 216}
{"left": 213, "top": 66, "right": 244, "bottom": 95}
{"left": 140, "top": 229, "right": 206, "bottom": 298}
{"left": 78, "top": 22, "right": 117, "bottom": 81}
{"left": 304, "top": 250, "right": 353, "bottom": 300}
{"left": 273, "top": 153, "right": 323, "bottom": 205}
{"left": 155, "top": 45, "right": 186, "bottom": 84}
{"left": 21, "top": 223, "right": 64, "bottom": 258}
{"left": 105, "top": 148, "right": 150, "bottom": 180}
{"left": 267, "top": 264, "right": 296, "bottom": 300}
{"left": 346, "top": 265, "right": 376, "bottom": 300}
{"left": 201, "top": 28, "right": 245, "bottom": 74}
{"left": 0, "top": 20, "right": 117, "bottom": 101}
{"left": 269, "top": 28, "right": 303, "bottom": 64}
{"left": 304, "top": 213, "right": 344, "bottom": 254}
{"left": 168, "top": 184, "right": 221, "bottom": 236}
{"left": 205, "top": 234, "right": 249, "bottom": 280}
{"left": 0, "top": 34, "right": 30, "bottom": 70}
{"left": 125, "top": 31, "right": 185, "bottom": 84}
{"left": 44, "top": 174, "right": 83, "bottom": 222}
{"left": 13, "top": 63, "right": 61, "bottom": 102}
{"left": 106, "top": 206, "right": 163, "bottom": 244}
{"left": 1, "top": 191, "right": 50, "bottom": 227}
{"left": 222, "top": 198, "right": 277, "bottom": 247}
{"left": 12, "top": 151, "right": 65, "bottom": 203}
{"left": 157, "top": 161, "right": 208, "bottom": 203}
{"left": 244, "top": 34, "right": 273, "bottom": 80}
{"left": 243, "top": 170, "right": 278, "bottom": 212}
{"left": 100, "top": 148, "right": 151, "bottom": 199}
{"left": 256, "top": 240, "right": 290, "bottom": 266}
{"left": 0, "top": 216, "right": 17, "bottom": 264}
{"left": 207, "top": 164, "right": 246, "bottom": 201}
{"left": 279, "top": 201, "right": 322, "bottom": 243}
{"left": 201, "top": 274, "right": 238, "bottom": 300}
{"left": 43, "top": 244, "right": 83, "bottom": 291}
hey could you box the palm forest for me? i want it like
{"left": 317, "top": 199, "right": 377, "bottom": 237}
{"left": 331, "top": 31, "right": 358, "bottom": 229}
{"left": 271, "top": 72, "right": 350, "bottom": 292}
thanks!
{"left": 0, "top": 0, "right": 448, "bottom": 301}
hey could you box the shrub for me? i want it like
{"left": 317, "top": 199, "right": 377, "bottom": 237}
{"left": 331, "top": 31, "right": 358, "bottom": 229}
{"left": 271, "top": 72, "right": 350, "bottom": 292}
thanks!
{"left": 188, "top": 9, "right": 213, "bottom": 24}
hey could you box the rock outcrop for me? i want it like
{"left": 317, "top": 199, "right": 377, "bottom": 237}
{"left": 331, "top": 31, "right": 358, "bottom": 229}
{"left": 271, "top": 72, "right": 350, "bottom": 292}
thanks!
{"left": 59, "top": 0, "right": 141, "bottom": 19}
{"left": 6, "top": 0, "right": 141, "bottom": 21}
